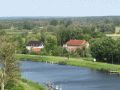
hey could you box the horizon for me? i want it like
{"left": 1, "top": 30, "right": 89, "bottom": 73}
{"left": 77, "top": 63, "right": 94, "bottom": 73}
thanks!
{"left": 0, "top": 15, "right": 120, "bottom": 18}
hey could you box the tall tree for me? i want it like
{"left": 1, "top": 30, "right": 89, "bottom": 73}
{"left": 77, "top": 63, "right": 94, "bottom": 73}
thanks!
{"left": 45, "top": 35, "right": 57, "bottom": 55}
{"left": 0, "top": 36, "right": 19, "bottom": 90}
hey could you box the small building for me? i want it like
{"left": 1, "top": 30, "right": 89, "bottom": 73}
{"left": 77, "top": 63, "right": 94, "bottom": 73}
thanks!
{"left": 115, "top": 26, "right": 120, "bottom": 34}
{"left": 63, "top": 39, "right": 89, "bottom": 52}
{"left": 26, "top": 41, "right": 44, "bottom": 53}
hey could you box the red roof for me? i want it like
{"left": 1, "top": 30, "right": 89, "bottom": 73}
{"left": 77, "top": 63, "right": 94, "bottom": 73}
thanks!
{"left": 66, "top": 40, "right": 87, "bottom": 46}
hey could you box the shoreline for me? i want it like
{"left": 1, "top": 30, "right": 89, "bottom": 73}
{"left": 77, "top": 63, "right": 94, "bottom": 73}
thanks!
{"left": 16, "top": 54, "right": 120, "bottom": 75}
{"left": 19, "top": 79, "right": 45, "bottom": 90}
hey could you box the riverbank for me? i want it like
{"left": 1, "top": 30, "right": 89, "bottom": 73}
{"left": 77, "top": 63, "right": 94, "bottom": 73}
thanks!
{"left": 16, "top": 54, "right": 120, "bottom": 74}
{"left": 19, "top": 79, "right": 45, "bottom": 90}
{"left": 5, "top": 79, "right": 45, "bottom": 90}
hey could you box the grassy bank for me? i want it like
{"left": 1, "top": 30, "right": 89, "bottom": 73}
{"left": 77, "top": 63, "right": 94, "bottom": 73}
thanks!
{"left": 4, "top": 79, "right": 45, "bottom": 90}
{"left": 16, "top": 54, "right": 120, "bottom": 74}
{"left": 19, "top": 79, "right": 45, "bottom": 90}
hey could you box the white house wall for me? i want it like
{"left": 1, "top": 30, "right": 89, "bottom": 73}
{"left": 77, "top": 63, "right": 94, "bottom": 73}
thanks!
{"left": 26, "top": 45, "right": 44, "bottom": 51}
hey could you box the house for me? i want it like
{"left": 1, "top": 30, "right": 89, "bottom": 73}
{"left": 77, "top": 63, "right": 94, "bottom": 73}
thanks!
{"left": 26, "top": 41, "right": 44, "bottom": 53}
{"left": 63, "top": 39, "right": 89, "bottom": 52}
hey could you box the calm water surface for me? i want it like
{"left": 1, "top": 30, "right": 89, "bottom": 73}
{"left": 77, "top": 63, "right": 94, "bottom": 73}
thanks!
{"left": 20, "top": 61, "right": 120, "bottom": 90}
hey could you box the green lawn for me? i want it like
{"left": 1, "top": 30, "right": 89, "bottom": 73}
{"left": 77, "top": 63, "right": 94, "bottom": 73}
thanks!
{"left": 16, "top": 54, "right": 120, "bottom": 74}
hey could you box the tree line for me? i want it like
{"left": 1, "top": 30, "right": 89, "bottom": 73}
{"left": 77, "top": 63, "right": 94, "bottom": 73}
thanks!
{"left": 1, "top": 16, "right": 120, "bottom": 64}
{"left": 90, "top": 37, "right": 120, "bottom": 64}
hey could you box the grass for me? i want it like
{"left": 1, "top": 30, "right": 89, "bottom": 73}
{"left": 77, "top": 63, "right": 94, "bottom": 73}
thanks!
{"left": 16, "top": 54, "right": 120, "bottom": 74}
{"left": 19, "top": 79, "right": 45, "bottom": 90}
{"left": 3, "top": 79, "right": 45, "bottom": 90}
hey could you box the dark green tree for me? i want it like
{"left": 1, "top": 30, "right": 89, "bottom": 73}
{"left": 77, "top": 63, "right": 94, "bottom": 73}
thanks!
{"left": 50, "top": 19, "right": 58, "bottom": 26}
{"left": 90, "top": 37, "right": 116, "bottom": 63}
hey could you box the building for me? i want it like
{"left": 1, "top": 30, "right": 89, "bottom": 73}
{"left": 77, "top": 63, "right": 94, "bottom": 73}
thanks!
{"left": 115, "top": 26, "right": 120, "bottom": 34}
{"left": 63, "top": 40, "right": 89, "bottom": 52}
{"left": 26, "top": 41, "right": 44, "bottom": 53}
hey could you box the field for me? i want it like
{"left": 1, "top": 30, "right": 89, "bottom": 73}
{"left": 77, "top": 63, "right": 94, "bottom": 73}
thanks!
{"left": 106, "top": 34, "right": 120, "bottom": 40}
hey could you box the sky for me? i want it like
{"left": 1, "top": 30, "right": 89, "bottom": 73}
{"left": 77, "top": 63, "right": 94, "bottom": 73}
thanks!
{"left": 0, "top": 0, "right": 120, "bottom": 17}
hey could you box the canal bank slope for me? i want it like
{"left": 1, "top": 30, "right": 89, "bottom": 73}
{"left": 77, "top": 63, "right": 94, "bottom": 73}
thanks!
{"left": 16, "top": 54, "right": 120, "bottom": 74}
{"left": 3, "top": 79, "right": 45, "bottom": 90}
{"left": 19, "top": 79, "right": 45, "bottom": 90}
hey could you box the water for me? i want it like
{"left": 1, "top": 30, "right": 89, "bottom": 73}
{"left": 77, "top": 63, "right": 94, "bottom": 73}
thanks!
{"left": 20, "top": 61, "right": 120, "bottom": 90}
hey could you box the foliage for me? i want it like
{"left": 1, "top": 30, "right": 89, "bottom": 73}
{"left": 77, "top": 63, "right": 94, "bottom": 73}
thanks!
{"left": 0, "top": 30, "right": 6, "bottom": 35}
{"left": 0, "top": 35, "right": 19, "bottom": 90}
{"left": 12, "top": 35, "right": 27, "bottom": 54}
{"left": 44, "top": 35, "right": 57, "bottom": 55}
{"left": 5, "top": 79, "right": 45, "bottom": 90}
{"left": 52, "top": 46, "right": 63, "bottom": 56}
{"left": 50, "top": 19, "right": 58, "bottom": 26}
{"left": 90, "top": 37, "right": 120, "bottom": 63}
{"left": 21, "top": 79, "right": 45, "bottom": 90}
{"left": 1, "top": 16, "right": 120, "bottom": 61}
{"left": 75, "top": 48, "right": 90, "bottom": 57}
{"left": 40, "top": 48, "right": 47, "bottom": 55}
{"left": 57, "top": 25, "right": 105, "bottom": 45}
{"left": 5, "top": 81, "right": 24, "bottom": 90}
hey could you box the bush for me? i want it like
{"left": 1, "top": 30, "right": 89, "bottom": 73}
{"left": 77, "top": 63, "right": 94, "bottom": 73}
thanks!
{"left": 40, "top": 48, "right": 48, "bottom": 55}
{"left": 52, "top": 46, "right": 63, "bottom": 56}
{"left": 29, "top": 51, "right": 40, "bottom": 55}
{"left": 75, "top": 48, "right": 90, "bottom": 57}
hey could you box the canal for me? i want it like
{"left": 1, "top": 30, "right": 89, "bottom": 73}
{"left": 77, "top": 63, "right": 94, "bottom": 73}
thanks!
{"left": 21, "top": 61, "right": 120, "bottom": 90}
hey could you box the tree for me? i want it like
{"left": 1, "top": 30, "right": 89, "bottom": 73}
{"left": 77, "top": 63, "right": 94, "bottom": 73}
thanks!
{"left": 22, "top": 21, "right": 35, "bottom": 30}
{"left": 65, "top": 20, "right": 72, "bottom": 27}
{"left": 50, "top": 19, "right": 58, "bottom": 26}
{"left": 52, "top": 46, "right": 63, "bottom": 56}
{"left": 114, "top": 39, "right": 120, "bottom": 64}
{"left": 45, "top": 35, "right": 57, "bottom": 55}
{"left": 90, "top": 37, "right": 116, "bottom": 63}
{"left": 57, "top": 26, "right": 84, "bottom": 45}
{"left": 0, "top": 36, "right": 19, "bottom": 90}
{"left": 0, "top": 30, "right": 6, "bottom": 36}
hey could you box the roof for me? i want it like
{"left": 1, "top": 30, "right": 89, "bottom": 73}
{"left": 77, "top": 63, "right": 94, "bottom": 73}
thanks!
{"left": 27, "top": 41, "right": 43, "bottom": 46}
{"left": 66, "top": 40, "right": 87, "bottom": 46}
